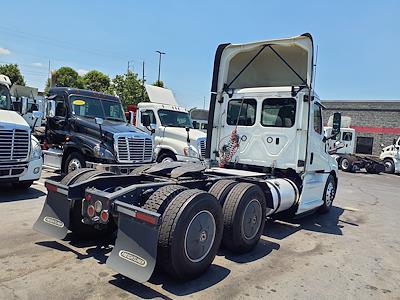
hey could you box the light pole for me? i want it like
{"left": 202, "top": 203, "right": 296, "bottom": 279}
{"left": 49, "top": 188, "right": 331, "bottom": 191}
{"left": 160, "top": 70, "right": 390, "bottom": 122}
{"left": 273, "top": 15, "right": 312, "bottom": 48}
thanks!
{"left": 127, "top": 60, "right": 135, "bottom": 73}
{"left": 156, "top": 50, "right": 166, "bottom": 83}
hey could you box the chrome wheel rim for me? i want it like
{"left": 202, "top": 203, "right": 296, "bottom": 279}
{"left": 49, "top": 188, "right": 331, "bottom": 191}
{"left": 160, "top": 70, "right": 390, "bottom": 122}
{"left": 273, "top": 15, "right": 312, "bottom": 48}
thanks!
{"left": 68, "top": 158, "right": 82, "bottom": 173}
{"left": 184, "top": 210, "right": 216, "bottom": 263}
{"left": 162, "top": 157, "right": 174, "bottom": 163}
{"left": 384, "top": 161, "right": 393, "bottom": 171}
{"left": 325, "top": 182, "right": 335, "bottom": 207}
{"left": 242, "top": 199, "right": 262, "bottom": 240}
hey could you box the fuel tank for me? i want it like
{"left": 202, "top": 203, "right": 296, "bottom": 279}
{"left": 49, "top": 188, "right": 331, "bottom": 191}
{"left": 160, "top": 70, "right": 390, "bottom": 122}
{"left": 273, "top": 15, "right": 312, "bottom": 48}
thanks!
{"left": 264, "top": 178, "right": 299, "bottom": 216}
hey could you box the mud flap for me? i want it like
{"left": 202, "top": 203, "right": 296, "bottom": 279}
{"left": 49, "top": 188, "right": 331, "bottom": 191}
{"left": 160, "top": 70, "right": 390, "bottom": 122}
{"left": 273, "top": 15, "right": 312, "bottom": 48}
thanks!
{"left": 33, "top": 191, "right": 70, "bottom": 239}
{"left": 107, "top": 210, "right": 159, "bottom": 283}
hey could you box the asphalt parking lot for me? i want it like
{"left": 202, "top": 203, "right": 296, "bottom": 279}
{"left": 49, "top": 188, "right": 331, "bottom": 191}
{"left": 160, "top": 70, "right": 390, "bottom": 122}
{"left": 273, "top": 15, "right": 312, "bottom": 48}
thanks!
{"left": 0, "top": 169, "right": 399, "bottom": 300}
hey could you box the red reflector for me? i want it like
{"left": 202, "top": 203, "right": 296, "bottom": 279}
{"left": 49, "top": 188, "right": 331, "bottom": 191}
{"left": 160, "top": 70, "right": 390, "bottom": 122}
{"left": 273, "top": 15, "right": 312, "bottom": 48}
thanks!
{"left": 100, "top": 210, "right": 109, "bottom": 222}
{"left": 135, "top": 211, "right": 157, "bottom": 225}
{"left": 85, "top": 194, "right": 92, "bottom": 201}
{"left": 87, "top": 205, "right": 95, "bottom": 218}
{"left": 46, "top": 183, "right": 58, "bottom": 192}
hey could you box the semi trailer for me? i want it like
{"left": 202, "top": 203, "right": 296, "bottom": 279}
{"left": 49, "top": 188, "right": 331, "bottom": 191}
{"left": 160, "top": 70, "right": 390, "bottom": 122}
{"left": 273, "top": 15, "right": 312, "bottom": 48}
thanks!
{"left": 34, "top": 33, "right": 341, "bottom": 282}
{"left": 42, "top": 87, "right": 154, "bottom": 174}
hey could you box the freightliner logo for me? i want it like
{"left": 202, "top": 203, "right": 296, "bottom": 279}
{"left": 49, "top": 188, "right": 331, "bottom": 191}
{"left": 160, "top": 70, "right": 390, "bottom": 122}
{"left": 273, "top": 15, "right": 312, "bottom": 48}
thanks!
{"left": 43, "top": 216, "right": 64, "bottom": 228}
{"left": 119, "top": 250, "right": 147, "bottom": 267}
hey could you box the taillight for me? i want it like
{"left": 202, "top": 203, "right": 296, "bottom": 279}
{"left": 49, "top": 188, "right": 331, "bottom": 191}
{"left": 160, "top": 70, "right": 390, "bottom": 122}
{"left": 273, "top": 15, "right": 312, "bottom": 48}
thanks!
{"left": 136, "top": 211, "right": 157, "bottom": 225}
{"left": 100, "top": 210, "right": 109, "bottom": 222}
{"left": 87, "top": 205, "right": 95, "bottom": 218}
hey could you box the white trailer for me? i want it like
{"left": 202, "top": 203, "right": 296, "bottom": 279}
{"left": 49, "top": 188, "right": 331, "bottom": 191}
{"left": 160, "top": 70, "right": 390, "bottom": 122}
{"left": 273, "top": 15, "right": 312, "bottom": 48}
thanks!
{"left": 34, "top": 33, "right": 341, "bottom": 282}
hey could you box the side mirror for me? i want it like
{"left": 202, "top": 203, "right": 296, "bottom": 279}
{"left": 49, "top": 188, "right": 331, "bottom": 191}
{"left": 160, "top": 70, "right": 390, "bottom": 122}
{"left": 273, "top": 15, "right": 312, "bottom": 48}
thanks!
{"left": 331, "top": 112, "right": 341, "bottom": 137}
{"left": 393, "top": 138, "right": 397, "bottom": 145}
{"left": 192, "top": 120, "right": 198, "bottom": 129}
{"left": 21, "top": 98, "right": 28, "bottom": 115}
{"left": 47, "top": 100, "right": 56, "bottom": 118}
{"left": 142, "top": 113, "right": 151, "bottom": 127}
{"left": 95, "top": 117, "right": 104, "bottom": 125}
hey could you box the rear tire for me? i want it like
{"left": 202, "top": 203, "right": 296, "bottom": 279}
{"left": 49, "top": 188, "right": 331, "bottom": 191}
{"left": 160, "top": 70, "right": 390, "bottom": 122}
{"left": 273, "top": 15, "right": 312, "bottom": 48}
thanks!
{"left": 12, "top": 180, "right": 34, "bottom": 190}
{"left": 129, "top": 164, "right": 153, "bottom": 175}
{"left": 208, "top": 179, "right": 238, "bottom": 206}
{"left": 60, "top": 168, "right": 94, "bottom": 185}
{"left": 366, "top": 164, "right": 381, "bottom": 174}
{"left": 222, "top": 182, "right": 266, "bottom": 253}
{"left": 157, "top": 189, "right": 223, "bottom": 280}
{"left": 383, "top": 158, "right": 395, "bottom": 174}
{"left": 143, "top": 185, "right": 188, "bottom": 214}
{"left": 69, "top": 170, "right": 116, "bottom": 240}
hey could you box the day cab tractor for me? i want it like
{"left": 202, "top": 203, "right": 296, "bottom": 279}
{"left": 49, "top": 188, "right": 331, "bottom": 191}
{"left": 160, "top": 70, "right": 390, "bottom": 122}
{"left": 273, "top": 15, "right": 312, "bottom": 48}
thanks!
{"left": 325, "top": 117, "right": 385, "bottom": 174}
{"left": 34, "top": 33, "right": 341, "bottom": 283}
{"left": 379, "top": 137, "right": 400, "bottom": 174}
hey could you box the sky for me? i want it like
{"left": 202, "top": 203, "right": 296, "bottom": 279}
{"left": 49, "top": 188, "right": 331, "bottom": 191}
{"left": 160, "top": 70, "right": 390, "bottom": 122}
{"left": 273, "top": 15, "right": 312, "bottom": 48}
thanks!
{"left": 0, "top": 0, "right": 399, "bottom": 109}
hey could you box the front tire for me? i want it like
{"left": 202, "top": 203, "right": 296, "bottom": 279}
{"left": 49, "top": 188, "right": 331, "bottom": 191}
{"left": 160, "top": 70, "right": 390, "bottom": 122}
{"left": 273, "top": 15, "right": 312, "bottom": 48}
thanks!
{"left": 383, "top": 158, "right": 395, "bottom": 174}
{"left": 65, "top": 152, "right": 86, "bottom": 174}
{"left": 157, "top": 152, "right": 177, "bottom": 163}
{"left": 340, "top": 156, "right": 353, "bottom": 172}
{"left": 318, "top": 174, "right": 336, "bottom": 214}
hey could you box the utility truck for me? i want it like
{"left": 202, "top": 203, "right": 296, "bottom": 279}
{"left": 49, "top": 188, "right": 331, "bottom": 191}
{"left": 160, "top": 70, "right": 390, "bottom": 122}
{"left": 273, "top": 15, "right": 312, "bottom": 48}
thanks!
{"left": 42, "top": 87, "right": 154, "bottom": 174}
{"left": 34, "top": 34, "right": 341, "bottom": 283}
{"left": 0, "top": 74, "right": 43, "bottom": 189}
{"left": 325, "top": 116, "right": 385, "bottom": 174}
{"left": 379, "top": 137, "right": 400, "bottom": 173}
{"left": 127, "top": 85, "right": 207, "bottom": 163}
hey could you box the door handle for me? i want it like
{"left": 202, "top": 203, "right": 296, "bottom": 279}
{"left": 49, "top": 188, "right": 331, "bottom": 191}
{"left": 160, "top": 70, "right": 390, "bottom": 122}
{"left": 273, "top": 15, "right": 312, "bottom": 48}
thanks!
{"left": 310, "top": 152, "right": 314, "bottom": 164}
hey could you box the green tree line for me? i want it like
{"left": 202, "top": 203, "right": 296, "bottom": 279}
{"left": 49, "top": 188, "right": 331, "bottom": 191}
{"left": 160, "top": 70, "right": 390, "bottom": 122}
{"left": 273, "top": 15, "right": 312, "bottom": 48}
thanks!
{"left": 0, "top": 63, "right": 165, "bottom": 107}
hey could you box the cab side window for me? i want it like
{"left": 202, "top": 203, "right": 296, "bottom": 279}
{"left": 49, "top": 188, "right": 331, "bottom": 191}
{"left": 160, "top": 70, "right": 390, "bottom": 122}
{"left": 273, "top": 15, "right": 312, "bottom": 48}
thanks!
{"left": 313, "top": 104, "right": 322, "bottom": 134}
{"left": 141, "top": 110, "right": 156, "bottom": 124}
{"left": 342, "top": 132, "right": 353, "bottom": 141}
{"left": 54, "top": 95, "right": 67, "bottom": 117}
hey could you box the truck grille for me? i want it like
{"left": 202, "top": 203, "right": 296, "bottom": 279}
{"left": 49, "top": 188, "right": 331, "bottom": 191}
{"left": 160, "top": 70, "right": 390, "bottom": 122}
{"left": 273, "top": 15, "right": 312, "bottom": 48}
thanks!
{"left": 0, "top": 129, "right": 30, "bottom": 161}
{"left": 116, "top": 136, "right": 153, "bottom": 163}
{"left": 198, "top": 138, "right": 206, "bottom": 158}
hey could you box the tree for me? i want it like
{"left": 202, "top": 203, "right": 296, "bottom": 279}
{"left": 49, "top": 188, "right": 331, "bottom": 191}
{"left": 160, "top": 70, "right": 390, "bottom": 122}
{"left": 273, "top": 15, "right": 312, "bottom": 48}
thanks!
{"left": 153, "top": 80, "right": 164, "bottom": 88}
{"left": 111, "top": 71, "right": 147, "bottom": 107}
{"left": 45, "top": 66, "right": 84, "bottom": 93}
{"left": 82, "top": 70, "right": 111, "bottom": 93}
{"left": 0, "top": 64, "right": 25, "bottom": 85}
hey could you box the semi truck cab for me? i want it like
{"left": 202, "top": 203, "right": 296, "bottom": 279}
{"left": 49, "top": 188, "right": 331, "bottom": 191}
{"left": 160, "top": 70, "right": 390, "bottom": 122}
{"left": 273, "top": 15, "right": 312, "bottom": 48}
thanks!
{"left": 134, "top": 85, "right": 207, "bottom": 163}
{"left": 43, "top": 87, "right": 154, "bottom": 174}
{"left": 380, "top": 137, "right": 400, "bottom": 173}
{"left": 0, "top": 74, "right": 43, "bottom": 189}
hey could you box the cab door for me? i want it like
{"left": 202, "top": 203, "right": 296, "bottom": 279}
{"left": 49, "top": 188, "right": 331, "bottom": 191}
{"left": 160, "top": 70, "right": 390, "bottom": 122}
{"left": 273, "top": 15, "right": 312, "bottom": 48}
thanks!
{"left": 46, "top": 93, "right": 68, "bottom": 145}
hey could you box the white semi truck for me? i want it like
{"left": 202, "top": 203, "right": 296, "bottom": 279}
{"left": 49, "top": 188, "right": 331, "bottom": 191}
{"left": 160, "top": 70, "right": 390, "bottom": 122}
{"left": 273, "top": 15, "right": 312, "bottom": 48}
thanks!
{"left": 132, "top": 85, "right": 207, "bottom": 163}
{"left": 0, "top": 74, "right": 43, "bottom": 189}
{"left": 379, "top": 137, "right": 400, "bottom": 173}
{"left": 34, "top": 33, "right": 341, "bottom": 282}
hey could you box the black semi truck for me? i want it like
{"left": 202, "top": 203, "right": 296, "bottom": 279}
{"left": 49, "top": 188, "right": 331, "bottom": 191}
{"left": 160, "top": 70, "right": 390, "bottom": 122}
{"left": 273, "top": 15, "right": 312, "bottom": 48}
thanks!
{"left": 42, "top": 87, "right": 154, "bottom": 174}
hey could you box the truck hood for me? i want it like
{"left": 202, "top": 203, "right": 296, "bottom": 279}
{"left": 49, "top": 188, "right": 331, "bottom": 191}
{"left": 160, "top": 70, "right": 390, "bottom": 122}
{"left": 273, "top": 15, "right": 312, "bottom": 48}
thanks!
{"left": 0, "top": 110, "right": 29, "bottom": 128}
{"left": 75, "top": 117, "right": 145, "bottom": 135}
{"left": 162, "top": 126, "right": 206, "bottom": 143}
{"left": 216, "top": 33, "right": 314, "bottom": 91}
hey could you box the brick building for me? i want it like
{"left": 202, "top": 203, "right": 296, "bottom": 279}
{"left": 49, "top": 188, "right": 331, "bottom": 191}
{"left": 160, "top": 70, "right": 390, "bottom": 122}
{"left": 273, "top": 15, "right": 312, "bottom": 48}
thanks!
{"left": 322, "top": 100, "right": 400, "bottom": 156}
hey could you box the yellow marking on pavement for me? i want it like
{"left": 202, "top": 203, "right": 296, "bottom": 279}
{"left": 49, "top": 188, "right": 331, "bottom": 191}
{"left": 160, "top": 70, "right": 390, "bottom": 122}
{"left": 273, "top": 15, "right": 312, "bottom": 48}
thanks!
{"left": 343, "top": 206, "right": 359, "bottom": 212}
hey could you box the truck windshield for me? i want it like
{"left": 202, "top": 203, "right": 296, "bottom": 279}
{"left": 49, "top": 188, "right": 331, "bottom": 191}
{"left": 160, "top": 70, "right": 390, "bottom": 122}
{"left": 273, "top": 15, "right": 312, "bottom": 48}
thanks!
{"left": 0, "top": 85, "right": 11, "bottom": 110}
{"left": 158, "top": 109, "right": 193, "bottom": 128}
{"left": 70, "top": 95, "right": 126, "bottom": 122}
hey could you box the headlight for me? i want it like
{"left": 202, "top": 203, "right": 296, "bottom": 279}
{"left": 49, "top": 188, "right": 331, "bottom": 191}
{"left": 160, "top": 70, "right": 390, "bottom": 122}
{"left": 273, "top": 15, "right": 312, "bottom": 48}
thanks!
{"left": 183, "top": 145, "right": 199, "bottom": 158}
{"left": 93, "top": 144, "right": 114, "bottom": 160}
{"left": 30, "top": 137, "right": 42, "bottom": 160}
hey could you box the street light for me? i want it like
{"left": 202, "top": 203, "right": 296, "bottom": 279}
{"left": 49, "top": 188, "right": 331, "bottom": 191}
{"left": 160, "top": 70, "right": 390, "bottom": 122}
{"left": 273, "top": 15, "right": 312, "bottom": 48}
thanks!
{"left": 156, "top": 50, "right": 166, "bottom": 83}
{"left": 127, "top": 60, "right": 135, "bottom": 73}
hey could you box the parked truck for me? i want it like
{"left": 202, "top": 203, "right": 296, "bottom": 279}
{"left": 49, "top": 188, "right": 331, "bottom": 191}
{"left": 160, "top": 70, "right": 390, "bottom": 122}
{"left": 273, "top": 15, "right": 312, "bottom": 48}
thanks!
{"left": 379, "top": 137, "right": 400, "bottom": 173}
{"left": 42, "top": 87, "right": 154, "bottom": 174}
{"left": 34, "top": 33, "right": 341, "bottom": 283}
{"left": 127, "top": 84, "right": 207, "bottom": 163}
{"left": 0, "top": 74, "right": 43, "bottom": 189}
{"left": 325, "top": 118, "right": 385, "bottom": 174}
